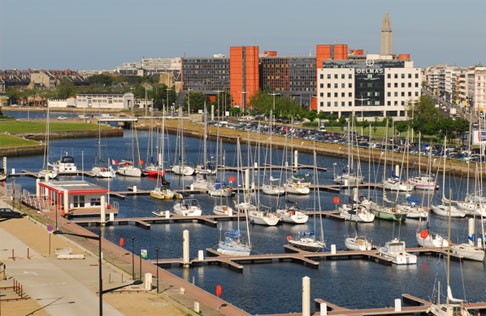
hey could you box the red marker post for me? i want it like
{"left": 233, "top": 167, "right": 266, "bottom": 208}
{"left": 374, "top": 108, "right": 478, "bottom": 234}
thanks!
{"left": 332, "top": 196, "right": 340, "bottom": 211}
{"left": 216, "top": 284, "right": 222, "bottom": 309}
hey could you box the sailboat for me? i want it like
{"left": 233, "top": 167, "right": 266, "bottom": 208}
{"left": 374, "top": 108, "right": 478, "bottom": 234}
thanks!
{"left": 276, "top": 200, "right": 309, "bottom": 224}
{"left": 409, "top": 132, "right": 438, "bottom": 191}
{"left": 416, "top": 215, "right": 449, "bottom": 248}
{"left": 333, "top": 122, "right": 364, "bottom": 185}
{"left": 449, "top": 218, "right": 485, "bottom": 261}
{"left": 116, "top": 113, "right": 143, "bottom": 177}
{"left": 150, "top": 107, "right": 181, "bottom": 200}
{"left": 431, "top": 137, "right": 466, "bottom": 218}
{"left": 338, "top": 189, "right": 375, "bottom": 223}
{"left": 344, "top": 221, "right": 372, "bottom": 251}
{"left": 261, "top": 112, "right": 285, "bottom": 196}
{"left": 195, "top": 103, "right": 216, "bottom": 176}
{"left": 427, "top": 199, "right": 473, "bottom": 316}
{"left": 217, "top": 137, "right": 251, "bottom": 256}
{"left": 38, "top": 105, "right": 58, "bottom": 179}
{"left": 171, "top": 106, "right": 195, "bottom": 176}
{"left": 207, "top": 124, "right": 232, "bottom": 197}
{"left": 287, "top": 150, "right": 327, "bottom": 252}
{"left": 91, "top": 109, "right": 116, "bottom": 178}
{"left": 172, "top": 198, "right": 202, "bottom": 216}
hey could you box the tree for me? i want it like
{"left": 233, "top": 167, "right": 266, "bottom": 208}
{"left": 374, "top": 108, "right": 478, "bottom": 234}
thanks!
{"left": 183, "top": 91, "right": 207, "bottom": 113}
{"left": 408, "top": 96, "right": 442, "bottom": 136}
{"left": 55, "top": 79, "right": 77, "bottom": 99}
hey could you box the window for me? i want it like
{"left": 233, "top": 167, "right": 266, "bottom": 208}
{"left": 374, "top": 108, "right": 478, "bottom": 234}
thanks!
{"left": 334, "top": 101, "right": 338, "bottom": 107}
{"left": 334, "top": 92, "right": 338, "bottom": 97}
{"left": 73, "top": 195, "right": 85, "bottom": 208}
{"left": 349, "top": 83, "right": 352, "bottom": 88}
{"left": 334, "top": 83, "right": 338, "bottom": 88}
{"left": 387, "top": 83, "right": 391, "bottom": 88}
{"left": 348, "top": 92, "right": 352, "bottom": 97}
{"left": 320, "top": 74, "right": 324, "bottom": 79}
{"left": 334, "top": 74, "right": 338, "bottom": 79}
{"left": 394, "top": 83, "right": 398, "bottom": 88}
{"left": 394, "top": 74, "right": 398, "bottom": 79}
{"left": 327, "top": 74, "right": 331, "bottom": 79}
{"left": 327, "top": 93, "right": 331, "bottom": 97}
{"left": 341, "top": 92, "right": 345, "bottom": 97}
{"left": 341, "top": 83, "right": 345, "bottom": 88}
{"left": 348, "top": 74, "right": 352, "bottom": 79}
{"left": 320, "top": 83, "right": 324, "bottom": 88}
{"left": 349, "top": 101, "right": 352, "bottom": 106}
{"left": 91, "top": 197, "right": 101, "bottom": 206}
{"left": 327, "top": 83, "right": 331, "bottom": 88}
{"left": 341, "top": 74, "right": 345, "bottom": 79}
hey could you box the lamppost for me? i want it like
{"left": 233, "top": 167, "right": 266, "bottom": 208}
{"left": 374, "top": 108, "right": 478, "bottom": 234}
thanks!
{"left": 187, "top": 88, "right": 191, "bottom": 115}
{"left": 53, "top": 230, "right": 103, "bottom": 316}
{"left": 269, "top": 92, "right": 279, "bottom": 121}
{"left": 131, "top": 236, "right": 135, "bottom": 280}
{"left": 155, "top": 247, "right": 160, "bottom": 293}
{"left": 215, "top": 90, "right": 223, "bottom": 121}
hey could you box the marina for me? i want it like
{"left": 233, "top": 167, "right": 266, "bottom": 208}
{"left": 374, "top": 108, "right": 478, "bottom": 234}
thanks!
{"left": 2, "top": 121, "right": 486, "bottom": 315}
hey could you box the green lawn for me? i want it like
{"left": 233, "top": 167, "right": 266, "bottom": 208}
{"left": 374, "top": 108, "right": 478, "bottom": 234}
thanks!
{"left": 0, "top": 134, "right": 39, "bottom": 147}
{"left": 0, "top": 121, "right": 108, "bottom": 133}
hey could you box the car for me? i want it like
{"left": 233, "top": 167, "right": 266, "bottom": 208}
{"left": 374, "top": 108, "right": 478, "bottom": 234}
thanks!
{"left": 0, "top": 207, "right": 25, "bottom": 219}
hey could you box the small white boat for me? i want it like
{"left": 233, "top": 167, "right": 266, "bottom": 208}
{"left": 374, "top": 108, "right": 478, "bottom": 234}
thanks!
{"left": 171, "top": 164, "right": 195, "bottom": 176}
{"left": 338, "top": 203, "right": 375, "bottom": 223}
{"left": 454, "top": 200, "right": 486, "bottom": 217}
{"left": 276, "top": 206, "right": 309, "bottom": 224}
{"left": 408, "top": 175, "right": 438, "bottom": 191}
{"left": 383, "top": 177, "right": 414, "bottom": 192}
{"left": 190, "top": 174, "right": 209, "bottom": 191}
{"left": 247, "top": 206, "right": 280, "bottom": 226}
{"left": 213, "top": 204, "right": 234, "bottom": 216}
{"left": 450, "top": 243, "right": 485, "bottom": 262}
{"left": 116, "top": 160, "right": 142, "bottom": 177}
{"left": 431, "top": 204, "right": 466, "bottom": 218}
{"left": 172, "top": 199, "right": 202, "bottom": 216}
{"left": 396, "top": 200, "right": 429, "bottom": 220}
{"left": 334, "top": 173, "right": 364, "bottom": 185}
{"left": 287, "top": 232, "right": 326, "bottom": 252}
{"left": 345, "top": 235, "right": 372, "bottom": 251}
{"left": 217, "top": 230, "right": 251, "bottom": 256}
{"left": 416, "top": 229, "right": 449, "bottom": 248}
{"left": 50, "top": 153, "right": 78, "bottom": 174}
{"left": 377, "top": 238, "right": 417, "bottom": 265}
{"left": 284, "top": 174, "right": 311, "bottom": 195}
{"left": 38, "top": 168, "right": 58, "bottom": 179}
{"left": 152, "top": 209, "right": 170, "bottom": 217}
{"left": 91, "top": 166, "right": 116, "bottom": 178}
{"left": 261, "top": 182, "right": 285, "bottom": 196}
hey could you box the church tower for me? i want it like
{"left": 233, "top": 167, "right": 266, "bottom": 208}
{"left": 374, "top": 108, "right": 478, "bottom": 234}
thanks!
{"left": 380, "top": 12, "right": 392, "bottom": 55}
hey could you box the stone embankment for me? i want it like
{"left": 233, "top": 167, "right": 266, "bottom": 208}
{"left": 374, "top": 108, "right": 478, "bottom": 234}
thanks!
{"left": 159, "top": 118, "right": 483, "bottom": 179}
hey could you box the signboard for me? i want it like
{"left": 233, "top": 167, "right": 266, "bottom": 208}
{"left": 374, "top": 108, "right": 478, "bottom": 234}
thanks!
{"left": 141, "top": 249, "right": 148, "bottom": 259}
{"left": 47, "top": 225, "right": 53, "bottom": 234}
{"left": 472, "top": 129, "right": 486, "bottom": 145}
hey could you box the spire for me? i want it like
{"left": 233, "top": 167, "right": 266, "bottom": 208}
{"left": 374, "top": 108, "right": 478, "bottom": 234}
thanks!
{"left": 380, "top": 11, "right": 392, "bottom": 55}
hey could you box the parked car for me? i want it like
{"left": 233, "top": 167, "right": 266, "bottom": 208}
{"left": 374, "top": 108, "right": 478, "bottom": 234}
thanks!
{"left": 0, "top": 208, "right": 25, "bottom": 219}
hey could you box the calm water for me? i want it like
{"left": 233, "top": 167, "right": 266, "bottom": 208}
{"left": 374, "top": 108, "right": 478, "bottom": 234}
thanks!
{"left": 5, "top": 114, "right": 486, "bottom": 314}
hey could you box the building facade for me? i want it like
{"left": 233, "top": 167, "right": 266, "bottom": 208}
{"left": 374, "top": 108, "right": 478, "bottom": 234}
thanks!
{"left": 181, "top": 56, "right": 229, "bottom": 93}
{"left": 75, "top": 93, "right": 135, "bottom": 110}
{"left": 317, "top": 56, "right": 421, "bottom": 119}
{"left": 230, "top": 46, "right": 259, "bottom": 111}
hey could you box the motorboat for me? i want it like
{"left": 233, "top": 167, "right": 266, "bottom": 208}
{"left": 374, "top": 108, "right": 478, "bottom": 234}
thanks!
{"left": 383, "top": 177, "right": 414, "bottom": 192}
{"left": 172, "top": 199, "right": 202, "bottom": 216}
{"left": 207, "top": 179, "right": 232, "bottom": 197}
{"left": 152, "top": 209, "right": 170, "bottom": 217}
{"left": 50, "top": 152, "right": 78, "bottom": 174}
{"left": 171, "top": 164, "right": 195, "bottom": 176}
{"left": 450, "top": 243, "right": 485, "bottom": 262}
{"left": 377, "top": 238, "right": 417, "bottom": 265}
{"left": 213, "top": 204, "right": 234, "bottom": 216}
{"left": 150, "top": 186, "right": 182, "bottom": 200}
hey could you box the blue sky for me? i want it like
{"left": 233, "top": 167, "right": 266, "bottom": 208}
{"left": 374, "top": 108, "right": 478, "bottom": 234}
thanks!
{"left": 1, "top": 0, "right": 485, "bottom": 70}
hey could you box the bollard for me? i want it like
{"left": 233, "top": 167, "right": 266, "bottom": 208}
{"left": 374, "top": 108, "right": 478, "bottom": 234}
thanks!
{"left": 294, "top": 150, "right": 299, "bottom": 168}
{"left": 330, "top": 244, "right": 336, "bottom": 255}
{"left": 27, "top": 248, "right": 30, "bottom": 259}
{"left": 109, "top": 212, "right": 115, "bottom": 221}
{"left": 194, "top": 301, "right": 200, "bottom": 313}
{"left": 180, "top": 287, "right": 185, "bottom": 294}
{"left": 183, "top": 230, "right": 190, "bottom": 267}
{"left": 198, "top": 250, "right": 204, "bottom": 261}
{"left": 144, "top": 273, "right": 152, "bottom": 291}
{"left": 302, "top": 276, "right": 310, "bottom": 316}
{"left": 320, "top": 302, "right": 328, "bottom": 316}
{"left": 100, "top": 196, "right": 106, "bottom": 226}
{"left": 394, "top": 298, "right": 402, "bottom": 311}
{"left": 133, "top": 186, "right": 137, "bottom": 193}
{"left": 11, "top": 168, "right": 15, "bottom": 175}
{"left": 165, "top": 210, "right": 170, "bottom": 219}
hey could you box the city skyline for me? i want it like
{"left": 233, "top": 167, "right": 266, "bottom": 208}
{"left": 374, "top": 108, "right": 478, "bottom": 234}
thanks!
{"left": 1, "top": 0, "right": 485, "bottom": 70}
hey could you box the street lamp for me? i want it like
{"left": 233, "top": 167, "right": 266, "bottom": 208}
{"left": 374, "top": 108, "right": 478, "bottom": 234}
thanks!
{"left": 53, "top": 230, "right": 103, "bottom": 316}
{"left": 155, "top": 247, "right": 160, "bottom": 293}
{"left": 269, "top": 92, "right": 279, "bottom": 121}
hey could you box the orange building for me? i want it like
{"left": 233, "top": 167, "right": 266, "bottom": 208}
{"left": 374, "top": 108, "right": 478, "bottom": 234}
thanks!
{"left": 230, "top": 46, "right": 259, "bottom": 111}
{"left": 316, "top": 44, "right": 348, "bottom": 68}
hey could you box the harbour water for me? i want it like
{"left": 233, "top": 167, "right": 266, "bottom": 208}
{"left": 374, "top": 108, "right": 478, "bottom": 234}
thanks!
{"left": 5, "top": 112, "right": 486, "bottom": 314}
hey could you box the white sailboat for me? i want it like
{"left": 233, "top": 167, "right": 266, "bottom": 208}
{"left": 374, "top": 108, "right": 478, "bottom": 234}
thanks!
{"left": 287, "top": 150, "right": 326, "bottom": 252}
{"left": 91, "top": 110, "right": 115, "bottom": 178}
{"left": 344, "top": 221, "right": 372, "bottom": 251}
{"left": 116, "top": 114, "right": 143, "bottom": 177}
{"left": 261, "top": 111, "right": 285, "bottom": 196}
{"left": 217, "top": 137, "right": 252, "bottom": 256}
{"left": 450, "top": 218, "right": 485, "bottom": 262}
{"left": 416, "top": 215, "right": 449, "bottom": 248}
{"left": 276, "top": 201, "right": 309, "bottom": 224}
{"left": 171, "top": 106, "right": 194, "bottom": 176}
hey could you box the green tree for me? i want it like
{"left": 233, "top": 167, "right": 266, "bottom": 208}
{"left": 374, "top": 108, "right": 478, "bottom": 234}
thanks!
{"left": 183, "top": 91, "right": 207, "bottom": 113}
{"left": 55, "top": 79, "right": 77, "bottom": 99}
{"left": 408, "top": 96, "right": 442, "bottom": 136}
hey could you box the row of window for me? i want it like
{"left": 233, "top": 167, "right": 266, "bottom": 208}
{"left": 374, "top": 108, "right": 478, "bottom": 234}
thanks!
{"left": 319, "top": 100, "right": 411, "bottom": 108}
{"left": 387, "top": 82, "right": 420, "bottom": 88}
{"left": 387, "top": 73, "right": 420, "bottom": 79}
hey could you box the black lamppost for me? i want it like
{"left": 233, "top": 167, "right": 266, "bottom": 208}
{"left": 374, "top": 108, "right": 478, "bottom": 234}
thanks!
{"left": 155, "top": 247, "right": 160, "bottom": 293}
{"left": 131, "top": 236, "right": 135, "bottom": 280}
{"left": 53, "top": 230, "right": 103, "bottom": 316}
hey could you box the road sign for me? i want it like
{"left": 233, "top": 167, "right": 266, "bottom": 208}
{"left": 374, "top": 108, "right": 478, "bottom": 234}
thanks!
{"left": 47, "top": 225, "right": 53, "bottom": 233}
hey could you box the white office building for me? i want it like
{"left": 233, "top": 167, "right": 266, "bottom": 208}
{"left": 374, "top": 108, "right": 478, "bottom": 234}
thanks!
{"left": 75, "top": 93, "right": 135, "bottom": 110}
{"left": 317, "top": 56, "right": 421, "bottom": 119}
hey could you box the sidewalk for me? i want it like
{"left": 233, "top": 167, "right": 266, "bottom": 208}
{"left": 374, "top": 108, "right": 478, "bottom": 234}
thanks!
{"left": 0, "top": 192, "right": 249, "bottom": 316}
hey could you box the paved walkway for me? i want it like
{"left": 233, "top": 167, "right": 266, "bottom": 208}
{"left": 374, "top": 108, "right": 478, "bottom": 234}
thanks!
{"left": 0, "top": 191, "right": 249, "bottom": 316}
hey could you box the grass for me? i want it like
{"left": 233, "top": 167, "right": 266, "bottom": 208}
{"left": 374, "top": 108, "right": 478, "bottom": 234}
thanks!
{"left": 0, "top": 121, "right": 109, "bottom": 133}
{"left": 0, "top": 134, "right": 39, "bottom": 147}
